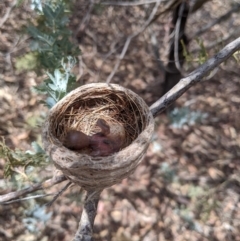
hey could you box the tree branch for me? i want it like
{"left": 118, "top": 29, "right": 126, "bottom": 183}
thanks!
{"left": 75, "top": 0, "right": 95, "bottom": 40}
{"left": 72, "top": 190, "right": 102, "bottom": 241}
{"left": 192, "top": 28, "right": 240, "bottom": 54}
{"left": 101, "top": 0, "right": 158, "bottom": 6}
{"left": 0, "top": 0, "right": 17, "bottom": 29}
{"left": 190, "top": 3, "right": 240, "bottom": 40}
{"left": 150, "top": 37, "right": 240, "bottom": 117}
{"left": 106, "top": 0, "right": 163, "bottom": 83}
{"left": 174, "top": 2, "right": 188, "bottom": 74}
{"left": 190, "top": 0, "right": 210, "bottom": 13}
{"left": 46, "top": 181, "right": 72, "bottom": 206}
{"left": 0, "top": 174, "right": 67, "bottom": 203}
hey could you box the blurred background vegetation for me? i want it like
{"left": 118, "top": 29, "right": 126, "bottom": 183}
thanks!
{"left": 0, "top": 0, "right": 240, "bottom": 240}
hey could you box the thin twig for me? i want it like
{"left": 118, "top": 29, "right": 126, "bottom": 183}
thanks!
{"left": 1, "top": 193, "right": 56, "bottom": 205}
{"left": 192, "top": 28, "right": 240, "bottom": 54}
{"left": 0, "top": 0, "right": 17, "bottom": 29}
{"left": 148, "top": 0, "right": 184, "bottom": 26}
{"left": 101, "top": 0, "right": 159, "bottom": 6}
{"left": 190, "top": 3, "right": 240, "bottom": 40}
{"left": 106, "top": 0, "right": 163, "bottom": 83}
{"left": 150, "top": 37, "right": 240, "bottom": 117}
{"left": 74, "top": 0, "right": 95, "bottom": 39}
{"left": 72, "top": 190, "right": 102, "bottom": 241}
{"left": 95, "top": 38, "right": 122, "bottom": 82}
{"left": 46, "top": 181, "right": 72, "bottom": 206}
{"left": 149, "top": 27, "right": 166, "bottom": 72}
{"left": 174, "top": 2, "right": 187, "bottom": 74}
{"left": 190, "top": 0, "right": 210, "bottom": 13}
{"left": 0, "top": 174, "right": 67, "bottom": 203}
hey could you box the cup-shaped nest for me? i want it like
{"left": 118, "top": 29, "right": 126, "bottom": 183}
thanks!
{"left": 42, "top": 83, "right": 154, "bottom": 191}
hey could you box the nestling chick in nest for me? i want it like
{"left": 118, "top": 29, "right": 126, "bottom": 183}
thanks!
{"left": 63, "top": 119, "right": 125, "bottom": 156}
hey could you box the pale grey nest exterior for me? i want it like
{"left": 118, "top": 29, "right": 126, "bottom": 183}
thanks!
{"left": 42, "top": 83, "right": 154, "bottom": 191}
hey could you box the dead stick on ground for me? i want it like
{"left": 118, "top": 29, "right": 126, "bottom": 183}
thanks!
{"left": 0, "top": 174, "right": 67, "bottom": 203}
{"left": 150, "top": 37, "right": 240, "bottom": 117}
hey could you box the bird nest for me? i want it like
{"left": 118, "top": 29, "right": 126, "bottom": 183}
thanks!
{"left": 42, "top": 83, "right": 154, "bottom": 191}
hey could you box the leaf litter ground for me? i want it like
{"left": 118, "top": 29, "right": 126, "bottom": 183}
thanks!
{"left": 0, "top": 1, "right": 240, "bottom": 240}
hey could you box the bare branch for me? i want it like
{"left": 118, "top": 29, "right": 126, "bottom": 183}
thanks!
{"left": 190, "top": 0, "right": 210, "bottom": 13}
{"left": 1, "top": 193, "right": 56, "bottom": 205}
{"left": 150, "top": 37, "right": 240, "bottom": 117}
{"left": 95, "top": 38, "right": 122, "bottom": 82}
{"left": 148, "top": 0, "right": 183, "bottom": 26}
{"left": 46, "top": 181, "right": 72, "bottom": 207}
{"left": 0, "top": 174, "right": 67, "bottom": 203}
{"left": 174, "top": 2, "right": 187, "bottom": 74}
{"left": 106, "top": 0, "right": 163, "bottom": 83}
{"left": 149, "top": 28, "right": 166, "bottom": 72}
{"left": 192, "top": 28, "right": 240, "bottom": 54}
{"left": 74, "top": 1, "right": 95, "bottom": 39}
{"left": 0, "top": 0, "right": 17, "bottom": 29}
{"left": 72, "top": 190, "right": 102, "bottom": 241}
{"left": 190, "top": 3, "right": 240, "bottom": 40}
{"left": 101, "top": 0, "right": 159, "bottom": 6}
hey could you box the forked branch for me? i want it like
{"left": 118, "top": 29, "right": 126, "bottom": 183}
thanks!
{"left": 0, "top": 174, "right": 67, "bottom": 203}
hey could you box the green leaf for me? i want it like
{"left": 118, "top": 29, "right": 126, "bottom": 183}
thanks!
{"left": 33, "top": 82, "right": 48, "bottom": 94}
{"left": 26, "top": 1, "right": 80, "bottom": 107}
{"left": 0, "top": 139, "right": 48, "bottom": 178}
{"left": 15, "top": 52, "right": 39, "bottom": 71}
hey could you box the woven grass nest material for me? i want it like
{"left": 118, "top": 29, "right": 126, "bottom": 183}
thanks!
{"left": 42, "top": 83, "right": 154, "bottom": 191}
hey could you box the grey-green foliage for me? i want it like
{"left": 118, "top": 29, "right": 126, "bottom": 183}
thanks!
{"left": 34, "top": 56, "right": 77, "bottom": 107}
{"left": 169, "top": 107, "right": 208, "bottom": 128}
{"left": 28, "top": 1, "right": 80, "bottom": 72}
{"left": 177, "top": 209, "right": 203, "bottom": 233}
{"left": 1, "top": 0, "right": 80, "bottom": 179}
{"left": 182, "top": 38, "right": 208, "bottom": 70}
{"left": 23, "top": 204, "right": 52, "bottom": 233}
{"left": 0, "top": 140, "right": 48, "bottom": 178}
{"left": 29, "top": 0, "right": 80, "bottom": 107}
{"left": 195, "top": 38, "right": 208, "bottom": 64}
{"left": 158, "top": 162, "right": 178, "bottom": 183}
{"left": 15, "top": 52, "right": 39, "bottom": 71}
